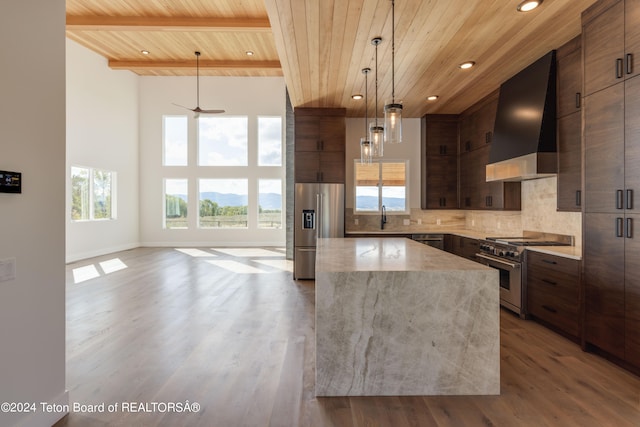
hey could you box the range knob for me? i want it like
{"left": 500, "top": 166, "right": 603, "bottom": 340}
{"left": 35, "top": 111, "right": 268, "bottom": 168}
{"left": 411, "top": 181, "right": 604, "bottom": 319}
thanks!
{"left": 498, "top": 250, "right": 506, "bottom": 256}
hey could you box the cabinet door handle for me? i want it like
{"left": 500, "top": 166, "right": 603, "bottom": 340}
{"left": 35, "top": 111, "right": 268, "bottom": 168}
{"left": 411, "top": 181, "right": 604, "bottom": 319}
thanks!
{"left": 627, "top": 189, "right": 633, "bottom": 210}
{"left": 627, "top": 53, "right": 634, "bottom": 75}
{"left": 576, "top": 190, "right": 581, "bottom": 207}
{"left": 617, "top": 189, "right": 624, "bottom": 209}
{"left": 617, "top": 217, "right": 624, "bottom": 237}
{"left": 542, "top": 259, "right": 557, "bottom": 265}
{"left": 465, "top": 197, "right": 471, "bottom": 207}
{"left": 575, "top": 93, "right": 581, "bottom": 109}
{"left": 542, "top": 305, "right": 557, "bottom": 314}
{"left": 627, "top": 218, "right": 633, "bottom": 239}
{"left": 617, "top": 58, "right": 624, "bottom": 79}
{"left": 485, "top": 131, "right": 492, "bottom": 144}
{"left": 542, "top": 278, "right": 557, "bottom": 286}
{"left": 465, "top": 141, "right": 471, "bottom": 151}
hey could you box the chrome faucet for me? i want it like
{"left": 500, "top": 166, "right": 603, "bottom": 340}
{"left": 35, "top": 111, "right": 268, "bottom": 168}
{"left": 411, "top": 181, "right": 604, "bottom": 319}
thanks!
{"left": 381, "top": 205, "right": 387, "bottom": 230}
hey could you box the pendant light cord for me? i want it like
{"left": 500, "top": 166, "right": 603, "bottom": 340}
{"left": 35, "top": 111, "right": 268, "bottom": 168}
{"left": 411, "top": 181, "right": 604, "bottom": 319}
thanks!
{"left": 391, "top": 0, "right": 395, "bottom": 104}
{"left": 364, "top": 71, "right": 368, "bottom": 135}
{"left": 195, "top": 51, "right": 200, "bottom": 107}
{"left": 374, "top": 41, "right": 379, "bottom": 127}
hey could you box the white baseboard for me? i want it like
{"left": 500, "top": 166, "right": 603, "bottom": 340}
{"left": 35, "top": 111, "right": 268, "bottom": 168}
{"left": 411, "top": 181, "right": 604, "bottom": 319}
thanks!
{"left": 66, "top": 242, "right": 140, "bottom": 263}
{"left": 139, "top": 241, "right": 286, "bottom": 247}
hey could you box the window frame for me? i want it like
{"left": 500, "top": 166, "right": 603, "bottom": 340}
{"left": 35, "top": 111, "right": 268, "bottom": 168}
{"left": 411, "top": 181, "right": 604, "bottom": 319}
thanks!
{"left": 71, "top": 166, "right": 117, "bottom": 222}
{"left": 353, "top": 159, "right": 409, "bottom": 214}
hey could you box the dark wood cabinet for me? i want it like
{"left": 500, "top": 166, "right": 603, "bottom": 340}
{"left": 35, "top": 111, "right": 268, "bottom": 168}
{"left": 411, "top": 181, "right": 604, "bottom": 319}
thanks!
{"left": 583, "top": 0, "right": 640, "bottom": 97}
{"left": 557, "top": 112, "right": 582, "bottom": 211}
{"left": 582, "top": 0, "right": 640, "bottom": 371}
{"left": 445, "top": 235, "right": 479, "bottom": 262}
{"left": 294, "top": 108, "right": 346, "bottom": 183}
{"left": 458, "top": 91, "right": 520, "bottom": 211}
{"left": 421, "top": 114, "right": 459, "bottom": 209}
{"left": 556, "top": 36, "right": 583, "bottom": 212}
{"left": 526, "top": 251, "right": 580, "bottom": 339}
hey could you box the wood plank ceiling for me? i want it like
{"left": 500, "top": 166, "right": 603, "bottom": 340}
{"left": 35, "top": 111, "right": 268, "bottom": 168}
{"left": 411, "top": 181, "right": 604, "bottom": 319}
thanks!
{"left": 66, "top": 0, "right": 598, "bottom": 117}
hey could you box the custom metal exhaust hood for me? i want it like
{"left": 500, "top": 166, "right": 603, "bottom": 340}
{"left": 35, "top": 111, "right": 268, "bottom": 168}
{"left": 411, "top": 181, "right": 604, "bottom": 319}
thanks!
{"left": 486, "top": 50, "right": 557, "bottom": 182}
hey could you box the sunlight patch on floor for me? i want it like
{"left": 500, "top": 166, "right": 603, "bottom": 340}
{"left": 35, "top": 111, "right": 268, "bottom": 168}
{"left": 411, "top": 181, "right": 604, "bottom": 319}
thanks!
{"left": 175, "top": 248, "right": 217, "bottom": 257}
{"left": 99, "top": 258, "right": 127, "bottom": 274}
{"left": 206, "top": 260, "right": 268, "bottom": 274}
{"left": 213, "top": 248, "right": 284, "bottom": 258}
{"left": 253, "top": 259, "right": 293, "bottom": 271}
{"left": 72, "top": 264, "right": 100, "bottom": 284}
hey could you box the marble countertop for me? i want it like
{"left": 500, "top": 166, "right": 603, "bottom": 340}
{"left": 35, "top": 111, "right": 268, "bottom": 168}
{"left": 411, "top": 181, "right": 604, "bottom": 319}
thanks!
{"left": 345, "top": 229, "right": 582, "bottom": 260}
{"left": 316, "top": 237, "right": 492, "bottom": 273}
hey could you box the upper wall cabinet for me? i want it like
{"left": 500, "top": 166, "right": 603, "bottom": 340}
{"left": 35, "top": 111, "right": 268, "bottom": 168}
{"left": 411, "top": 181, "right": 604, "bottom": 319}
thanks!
{"left": 556, "top": 36, "right": 583, "bottom": 212}
{"left": 459, "top": 92, "right": 521, "bottom": 211}
{"left": 294, "top": 108, "right": 346, "bottom": 183}
{"left": 583, "top": 0, "right": 640, "bottom": 96}
{"left": 421, "top": 114, "right": 459, "bottom": 209}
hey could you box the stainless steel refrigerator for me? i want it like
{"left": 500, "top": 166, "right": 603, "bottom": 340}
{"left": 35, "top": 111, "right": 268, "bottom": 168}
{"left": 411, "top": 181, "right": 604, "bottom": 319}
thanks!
{"left": 294, "top": 183, "right": 345, "bottom": 279}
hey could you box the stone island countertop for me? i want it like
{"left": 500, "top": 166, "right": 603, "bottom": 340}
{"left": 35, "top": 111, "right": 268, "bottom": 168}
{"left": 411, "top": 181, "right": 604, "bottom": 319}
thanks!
{"left": 315, "top": 237, "right": 500, "bottom": 396}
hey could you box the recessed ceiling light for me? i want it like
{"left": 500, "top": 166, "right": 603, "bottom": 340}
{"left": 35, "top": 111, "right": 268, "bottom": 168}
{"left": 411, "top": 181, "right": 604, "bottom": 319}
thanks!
{"left": 141, "top": 50, "right": 150, "bottom": 55}
{"left": 427, "top": 95, "right": 439, "bottom": 101}
{"left": 246, "top": 50, "right": 255, "bottom": 56}
{"left": 352, "top": 94, "right": 364, "bottom": 100}
{"left": 459, "top": 61, "right": 475, "bottom": 69}
{"left": 517, "top": 0, "right": 542, "bottom": 12}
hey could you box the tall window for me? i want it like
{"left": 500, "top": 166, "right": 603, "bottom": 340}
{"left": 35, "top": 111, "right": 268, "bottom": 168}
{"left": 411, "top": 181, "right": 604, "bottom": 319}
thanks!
{"left": 199, "top": 179, "right": 248, "bottom": 228}
{"left": 71, "top": 166, "right": 116, "bottom": 221}
{"left": 163, "top": 116, "right": 188, "bottom": 166}
{"left": 258, "top": 117, "right": 282, "bottom": 166}
{"left": 354, "top": 160, "right": 408, "bottom": 213}
{"left": 165, "top": 179, "right": 188, "bottom": 229}
{"left": 198, "top": 116, "right": 248, "bottom": 166}
{"left": 258, "top": 179, "right": 282, "bottom": 229}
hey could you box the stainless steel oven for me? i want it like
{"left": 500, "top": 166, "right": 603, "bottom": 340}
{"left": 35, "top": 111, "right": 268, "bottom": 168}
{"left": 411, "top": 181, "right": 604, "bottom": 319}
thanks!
{"left": 475, "top": 252, "right": 522, "bottom": 317}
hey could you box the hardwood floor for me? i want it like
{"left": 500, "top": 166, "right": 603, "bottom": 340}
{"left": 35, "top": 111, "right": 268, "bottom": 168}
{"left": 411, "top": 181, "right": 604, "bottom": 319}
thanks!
{"left": 55, "top": 247, "right": 640, "bottom": 427}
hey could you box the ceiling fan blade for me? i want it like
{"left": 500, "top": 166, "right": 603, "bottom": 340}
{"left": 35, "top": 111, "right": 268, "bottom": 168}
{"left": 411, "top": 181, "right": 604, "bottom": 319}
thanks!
{"left": 172, "top": 102, "right": 195, "bottom": 112}
{"left": 198, "top": 109, "right": 225, "bottom": 114}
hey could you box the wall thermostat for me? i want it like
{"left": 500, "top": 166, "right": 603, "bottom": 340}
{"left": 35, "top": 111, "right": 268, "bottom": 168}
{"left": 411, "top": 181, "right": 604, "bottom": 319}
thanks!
{"left": 0, "top": 170, "right": 22, "bottom": 193}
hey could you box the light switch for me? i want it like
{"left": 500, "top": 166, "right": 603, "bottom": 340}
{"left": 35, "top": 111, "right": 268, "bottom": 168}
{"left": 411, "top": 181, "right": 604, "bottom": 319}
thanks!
{"left": 0, "top": 258, "right": 16, "bottom": 282}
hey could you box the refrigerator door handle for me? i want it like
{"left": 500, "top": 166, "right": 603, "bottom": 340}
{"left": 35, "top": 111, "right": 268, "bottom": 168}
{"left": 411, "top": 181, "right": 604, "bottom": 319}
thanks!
{"left": 316, "top": 193, "right": 322, "bottom": 239}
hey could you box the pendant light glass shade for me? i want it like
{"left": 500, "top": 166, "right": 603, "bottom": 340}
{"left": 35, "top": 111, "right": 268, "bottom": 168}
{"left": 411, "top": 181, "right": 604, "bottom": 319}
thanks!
{"left": 384, "top": 102, "right": 402, "bottom": 144}
{"left": 360, "top": 138, "right": 373, "bottom": 164}
{"left": 369, "top": 123, "right": 384, "bottom": 157}
{"left": 385, "top": 0, "right": 402, "bottom": 144}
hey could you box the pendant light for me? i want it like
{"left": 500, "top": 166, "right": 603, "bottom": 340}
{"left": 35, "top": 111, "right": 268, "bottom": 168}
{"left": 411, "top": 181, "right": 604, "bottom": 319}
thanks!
{"left": 360, "top": 68, "right": 373, "bottom": 164}
{"left": 370, "top": 37, "right": 384, "bottom": 157}
{"left": 384, "top": 0, "right": 402, "bottom": 144}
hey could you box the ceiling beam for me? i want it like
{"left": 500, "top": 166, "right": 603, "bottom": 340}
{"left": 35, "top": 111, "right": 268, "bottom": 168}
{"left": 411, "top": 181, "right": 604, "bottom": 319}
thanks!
{"left": 108, "top": 59, "right": 281, "bottom": 71}
{"left": 66, "top": 15, "right": 272, "bottom": 32}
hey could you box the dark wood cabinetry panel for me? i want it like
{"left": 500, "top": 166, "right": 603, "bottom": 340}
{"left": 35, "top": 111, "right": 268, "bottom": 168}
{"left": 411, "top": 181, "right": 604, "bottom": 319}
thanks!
{"left": 526, "top": 251, "right": 580, "bottom": 338}
{"left": 583, "top": 0, "right": 625, "bottom": 96}
{"left": 557, "top": 112, "right": 582, "bottom": 211}
{"left": 624, "top": 75, "right": 640, "bottom": 196}
{"left": 584, "top": 213, "right": 626, "bottom": 359}
{"left": 625, "top": 213, "right": 640, "bottom": 366}
{"left": 446, "top": 235, "right": 479, "bottom": 261}
{"left": 557, "top": 36, "right": 583, "bottom": 118}
{"left": 294, "top": 108, "right": 345, "bottom": 183}
{"left": 583, "top": 83, "right": 624, "bottom": 213}
{"left": 421, "top": 115, "right": 459, "bottom": 209}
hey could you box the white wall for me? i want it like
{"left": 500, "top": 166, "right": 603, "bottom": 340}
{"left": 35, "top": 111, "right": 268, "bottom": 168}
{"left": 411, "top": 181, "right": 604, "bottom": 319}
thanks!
{"left": 139, "top": 76, "right": 286, "bottom": 246}
{"left": 0, "top": 2, "right": 68, "bottom": 426}
{"left": 66, "top": 39, "right": 140, "bottom": 262}
{"left": 345, "top": 118, "right": 421, "bottom": 211}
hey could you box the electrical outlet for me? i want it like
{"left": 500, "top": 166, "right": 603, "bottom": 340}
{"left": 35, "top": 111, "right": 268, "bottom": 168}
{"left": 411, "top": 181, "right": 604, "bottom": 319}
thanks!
{"left": 436, "top": 218, "right": 441, "bottom": 225}
{"left": 497, "top": 221, "right": 501, "bottom": 229}
{"left": 417, "top": 219, "right": 422, "bottom": 225}
{"left": 354, "top": 218, "right": 359, "bottom": 225}
{"left": 471, "top": 220, "right": 475, "bottom": 226}
{"left": 403, "top": 219, "right": 410, "bottom": 226}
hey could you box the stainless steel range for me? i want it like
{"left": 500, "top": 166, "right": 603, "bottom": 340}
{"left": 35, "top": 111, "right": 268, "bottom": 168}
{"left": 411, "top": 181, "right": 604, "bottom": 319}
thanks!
{"left": 475, "top": 231, "right": 574, "bottom": 317}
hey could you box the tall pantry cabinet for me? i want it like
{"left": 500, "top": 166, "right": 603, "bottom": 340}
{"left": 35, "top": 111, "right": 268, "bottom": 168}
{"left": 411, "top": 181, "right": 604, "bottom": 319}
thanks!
{"left": 582, "top": 0, "right": 640, "bottom": 369}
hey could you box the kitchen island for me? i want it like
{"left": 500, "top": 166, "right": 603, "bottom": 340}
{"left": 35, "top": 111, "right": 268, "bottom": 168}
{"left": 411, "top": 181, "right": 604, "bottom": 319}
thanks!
{"left": 315, "top": 237, "right": 499, "bottom": 396}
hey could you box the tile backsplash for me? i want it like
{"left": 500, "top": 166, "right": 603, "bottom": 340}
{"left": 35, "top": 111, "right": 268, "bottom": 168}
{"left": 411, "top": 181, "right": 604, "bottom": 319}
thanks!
{"left": 346, "top": 176, "right": 582, "bottom": 247}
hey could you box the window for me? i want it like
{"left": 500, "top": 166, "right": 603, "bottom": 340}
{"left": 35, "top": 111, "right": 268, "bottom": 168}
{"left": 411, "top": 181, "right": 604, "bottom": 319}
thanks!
{"left": 163, "top": 116, "right": 188, "bottom": 166}
{"left": 258, "top": 117, "right": 282, "bottom": 166}
{"left": 354, "top": 160, "right": 408, "bottom": 213}
{"left": 198, "top": 116, "right": 248, "bottom": 166}
{"left": 258, "top": 179, "right": 282, "bottom": 229}
{"left": 165, "top": 179, "right": 188, "bottom": 229}
{"left": 199, "top": 179, "right": 248, "bottom": 228}
{"left": 71, "top": 166, "right": 116, "bottom": 221}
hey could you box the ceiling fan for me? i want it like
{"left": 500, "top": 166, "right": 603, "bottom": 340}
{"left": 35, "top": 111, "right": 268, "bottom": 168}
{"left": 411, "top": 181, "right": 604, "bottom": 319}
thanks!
{"left": 173, "top": 51, "right": 225, "bottom": 117}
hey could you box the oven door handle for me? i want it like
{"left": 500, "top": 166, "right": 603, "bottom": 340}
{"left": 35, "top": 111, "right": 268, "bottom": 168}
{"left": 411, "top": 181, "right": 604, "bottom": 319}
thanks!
{"left": 475, "top": 253, "right": 521, "bottom": 269}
